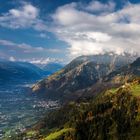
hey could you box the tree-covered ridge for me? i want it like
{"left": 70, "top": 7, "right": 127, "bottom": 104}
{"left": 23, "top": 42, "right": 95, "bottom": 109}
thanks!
{"left": 13, "top": 79, "right": 140, "bottom": 140}
{"left": 75, "top": 83, "right": 139, "bottom": 140}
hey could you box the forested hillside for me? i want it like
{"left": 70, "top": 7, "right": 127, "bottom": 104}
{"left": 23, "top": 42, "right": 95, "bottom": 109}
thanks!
{"left": 14, "top": 78, "right": 140, "bottom": 140}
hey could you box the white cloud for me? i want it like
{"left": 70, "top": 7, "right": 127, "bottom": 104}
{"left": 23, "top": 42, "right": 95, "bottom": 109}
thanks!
{"left": 1, "top": 1, "right": 140, "bottom": 61}
{"left": 86, "top": 0, "right": 116, "bottom": 13}
{"left": 39, "top": 33, "right": 50, "bottom": 39}
{"left": 0, "top": 39, "right": 43, "bottom": 52}
{"left": 39, "top": 33, "right": 47, "bottom": 38}
{"left": 29, "top": 57, "right": 63, "bottom": 65}
{"left": 29, "top": 58, "right": 51, "bottom": 64}
{"left": 0, "top": 40, "right": 60, "bottom": 57}
{"left": 9, "top": 56, "right": 16, "bottom": 62}
{"left": 52, "top": 3, "right": 95, "bottom": 26}
{"left": 51, "top": 2, "right": 140, "bottom": 58}
{"left": 9, "top": 4, "right": 38, "bottom": 19}
{"left": 0, "top": 3, "right": 47, "bottom": 30}
{"left": 0, "top": 39, "right": 62, "bottom": 54}
{"left": 0, "top": 39, "right": 64, "bottom": 64}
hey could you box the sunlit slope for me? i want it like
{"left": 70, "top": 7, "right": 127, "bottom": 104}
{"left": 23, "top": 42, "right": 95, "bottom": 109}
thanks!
{"left": 17, "top": 80, "right": 140, "bottom": 140}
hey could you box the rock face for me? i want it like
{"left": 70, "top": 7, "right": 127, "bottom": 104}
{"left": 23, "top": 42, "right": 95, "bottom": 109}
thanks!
{"left": 0, "top": 60, "right": 45, "bottom": 84}
{"left": 105, "top": 57, "right": 140, "bottom": 83}
{"left": 32, "top": 54, "right": 136, "bottom": 98}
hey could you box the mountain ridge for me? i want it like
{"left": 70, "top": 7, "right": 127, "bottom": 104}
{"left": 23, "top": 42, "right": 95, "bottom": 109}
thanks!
{"left": 32, "top": 54, "right": 137, "bottom": 100}
{"left": 0, "top": 60, "right": 46, "bottom": 84}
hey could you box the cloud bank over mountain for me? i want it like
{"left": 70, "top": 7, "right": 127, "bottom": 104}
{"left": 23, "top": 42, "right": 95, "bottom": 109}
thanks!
{"left": 52, "top": 1, "right": 140, "bottom": 57}
{"left": 0, "top": 0, "right": 140, "bottom": 63}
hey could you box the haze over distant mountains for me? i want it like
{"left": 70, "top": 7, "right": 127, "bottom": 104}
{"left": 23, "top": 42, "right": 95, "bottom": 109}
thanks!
{"left": 0, "top": 60, "right": 64, "bottom": 84}
{"left": 43, "top": 63, "right": 63, "bottom": 75}
{"left": 0, "top": 60, "right": 43, "bottom": 84}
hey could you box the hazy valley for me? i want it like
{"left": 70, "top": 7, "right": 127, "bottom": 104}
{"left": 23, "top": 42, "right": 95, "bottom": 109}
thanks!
{"left": 1, "top": 0, "right": 140, "bottom": 140}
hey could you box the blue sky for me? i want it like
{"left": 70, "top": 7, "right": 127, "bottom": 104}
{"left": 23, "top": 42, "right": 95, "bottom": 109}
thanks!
{"left": 0, "top": 0, "right": 140, "bottom": 65}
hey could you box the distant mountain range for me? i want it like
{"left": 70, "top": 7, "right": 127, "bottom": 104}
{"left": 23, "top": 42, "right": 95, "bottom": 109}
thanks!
{"left": 0, "top": 60, "right": 64, "bottom": 84}
{"left": 0, "top": 60, "right": 44, "bottom": 84}
{"left": 43, "top": 63, "right": 63, "bottom": 75}
{"left": 32, "top": 53, "right": 137, "bottom": 99}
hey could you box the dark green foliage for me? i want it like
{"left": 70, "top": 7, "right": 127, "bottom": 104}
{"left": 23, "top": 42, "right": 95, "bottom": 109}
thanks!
{"left": 75, "top": 88, "right": 138, "bottom": 140}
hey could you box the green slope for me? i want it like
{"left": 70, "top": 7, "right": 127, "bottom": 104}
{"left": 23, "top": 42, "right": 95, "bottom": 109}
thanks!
{"left": 13, "top": 80, "right": 140, "bottom": 140}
